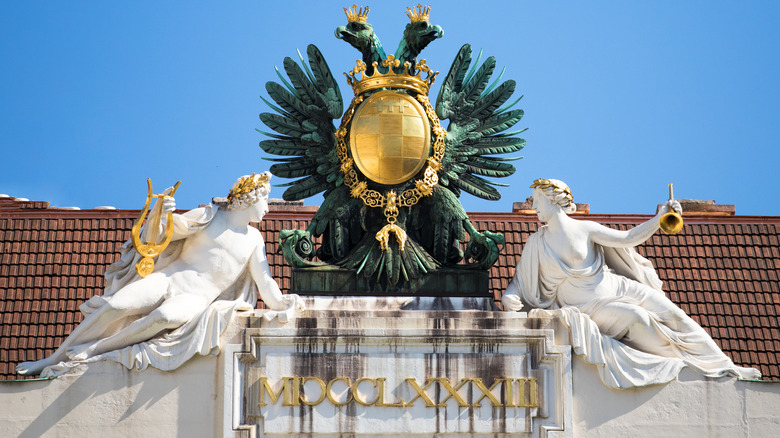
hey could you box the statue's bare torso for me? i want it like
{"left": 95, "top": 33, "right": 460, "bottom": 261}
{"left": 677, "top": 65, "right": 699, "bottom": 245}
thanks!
{"left": 163, "top": 214, "right": 264, "bottom": 301}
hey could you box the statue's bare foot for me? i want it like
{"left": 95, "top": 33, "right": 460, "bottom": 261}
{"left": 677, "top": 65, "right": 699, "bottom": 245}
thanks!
{"left": 16, "top": 359, "right": 52, "bottom": 376}
{"left": 736, "top": 366, "right": 762, "bottom": 380}
{"left": 66, "top": 344, "right": 96, "bottom": 361}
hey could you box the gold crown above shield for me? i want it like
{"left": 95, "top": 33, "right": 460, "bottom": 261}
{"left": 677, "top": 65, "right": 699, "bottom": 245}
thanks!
{"left": 345, "top": 55, "right": 438, "bottom": 96}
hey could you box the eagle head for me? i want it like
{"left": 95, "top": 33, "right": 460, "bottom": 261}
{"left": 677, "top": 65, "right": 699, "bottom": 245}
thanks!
{"left": 402, "top": 20, "right": 444, "bottom": 55}
{"left": 335, "top": 21, "right": 377, "bottom": 52}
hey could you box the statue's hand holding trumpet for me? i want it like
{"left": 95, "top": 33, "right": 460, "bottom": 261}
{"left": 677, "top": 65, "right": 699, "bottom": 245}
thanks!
{"left": 659, "top": 184, "right": 683, "bottom": 235}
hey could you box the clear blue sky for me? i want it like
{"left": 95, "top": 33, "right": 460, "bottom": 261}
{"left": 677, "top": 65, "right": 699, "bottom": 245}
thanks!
{"left": 2, "top": 2, "right": 779, "bottom": 215}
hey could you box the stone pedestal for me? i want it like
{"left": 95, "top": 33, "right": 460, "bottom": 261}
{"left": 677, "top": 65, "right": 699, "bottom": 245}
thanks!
{"left": 291, "top": 268, "right": 491, "bottom": 297}
{"left": 227, "top": 297, "right": 573, "bottom": 437}
{"left": 3, "top": 301, "right": 780, "bottom": 437}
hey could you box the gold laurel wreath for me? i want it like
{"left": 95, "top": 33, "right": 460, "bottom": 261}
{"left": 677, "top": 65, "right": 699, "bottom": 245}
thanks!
{"left": 530, "top": 178, "right": 573, "bottom": 204}
{"left": 228, "top": 173, "right": 270, "bottom": 203}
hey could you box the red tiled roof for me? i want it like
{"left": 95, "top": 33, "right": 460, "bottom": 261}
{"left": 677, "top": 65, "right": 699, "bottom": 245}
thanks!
{"left": 1, "top": 196, "right": 778, "bottom": 380}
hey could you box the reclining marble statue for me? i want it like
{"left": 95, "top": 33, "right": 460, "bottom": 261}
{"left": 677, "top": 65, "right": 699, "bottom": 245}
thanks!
{"left": 501, "top": 178, "right": 761, "bottom": 388}
{"left": 17, "top": 172, "right": 304, "bottom": 377}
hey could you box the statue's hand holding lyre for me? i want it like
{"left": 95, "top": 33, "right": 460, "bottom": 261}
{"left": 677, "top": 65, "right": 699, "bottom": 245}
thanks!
{"left": 132, "top": 179, "right": 182, "bottom": 277}
{"left": 161, "top": 188, "right": 177, "bottom": 214}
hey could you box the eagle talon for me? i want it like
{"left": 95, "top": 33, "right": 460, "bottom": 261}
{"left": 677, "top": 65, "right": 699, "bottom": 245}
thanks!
{"left": 464, "top": 225, "right": 504, "bottom": 269}
{"left": 279, "top": 229, "right": 322, "bottom": 268}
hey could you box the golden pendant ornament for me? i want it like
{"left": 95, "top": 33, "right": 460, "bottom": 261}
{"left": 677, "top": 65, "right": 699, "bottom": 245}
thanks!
{"left": 349, "top": 90, "right": 431, "bottom": 185}
{"left": 135, "top": 256, "right": 156, "bottom": 277}
{"left": 375, "top": 190, "right": 407, "bottom": 251}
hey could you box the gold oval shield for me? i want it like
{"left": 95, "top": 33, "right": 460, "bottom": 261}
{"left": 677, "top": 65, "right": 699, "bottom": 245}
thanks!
{"left": 349, "top": 91, "right": 431, "bottom": 185}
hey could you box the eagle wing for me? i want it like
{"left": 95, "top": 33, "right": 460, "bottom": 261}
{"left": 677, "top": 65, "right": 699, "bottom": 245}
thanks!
{"left": 259, "top": 44, "right": 344, "bottom": 201}
{"left": 261, "top": 45, "right": 368, "bottom": 266}
{"left": 435, "top": 44, "right": 526, "bottom": 200}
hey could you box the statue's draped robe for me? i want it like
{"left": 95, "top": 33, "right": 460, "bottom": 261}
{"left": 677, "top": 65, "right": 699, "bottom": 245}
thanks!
{"left": 506, "top": 226, "right": 761, "bottom": 388}
{"left": 41, "top": 204, "right": 293, "bottom": 377}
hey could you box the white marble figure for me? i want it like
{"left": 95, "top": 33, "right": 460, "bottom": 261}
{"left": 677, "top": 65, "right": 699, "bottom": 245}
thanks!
{"left": 17, "top": 172, "right": 304, "bottom": 377}
{"left": 502, "top": 178, "right": 761, "bottom": 388}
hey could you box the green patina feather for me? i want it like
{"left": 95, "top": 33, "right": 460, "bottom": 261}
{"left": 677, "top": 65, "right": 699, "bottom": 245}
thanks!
{"left": 266, "top": 82, "right": 311, "bottom": 121}
{"left": 453, "top": 173, "right": 501, "bottom": 200}
{"left": 259, "top": 113, "right": 310, "bottom": 138}
{"left": 472, "top": 80, "right": 516, "bottom": 120}
{"left": 465, "top": 157, "right": 516, "bottom": 178}
{"left": 472, "top": 136, "right": 526, "bottom": 154}
{"left": 460, "top": 57, "right": 496, "bottom": 106}
{"left": 477, "top": 109, "right": 524, "bottom": 136}
{"left": 306, "top": 45, "right": 343, "bottom": 118}
{"left": 269, "top": 160, "right": 319, "bottom": 179}
{"left": 435, "top": 44, "right": 472, "bottom": 117}
{"left": 255, "top": 129, "right": 290, "bottom": 141}
{"left": 283, "top": 57, "right": 321, "bottom": 107}
{"left": 282, "top": 174, "right": 329, "bottom": 201}
{"left": 259, "top": 139, "right": 310, "bottom": 156}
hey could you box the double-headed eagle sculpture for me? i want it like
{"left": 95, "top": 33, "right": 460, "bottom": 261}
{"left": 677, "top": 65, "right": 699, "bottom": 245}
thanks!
{"left": 260, "top": 5, "right": 526, "bottom": 286}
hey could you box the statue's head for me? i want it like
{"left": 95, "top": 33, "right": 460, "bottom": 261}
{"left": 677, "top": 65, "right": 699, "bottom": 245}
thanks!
{"left": 226, "top": 172, "right": 272, "bottom": 213}
{"left": 530, "top": 178, "right": 576, "bottom": 216}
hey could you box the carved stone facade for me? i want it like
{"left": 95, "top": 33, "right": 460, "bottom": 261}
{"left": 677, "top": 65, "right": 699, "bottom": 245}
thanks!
{"left": 2, "top": 306, "right": 779, "bottom": 437}
{"left": 233, "top": 297, "right": 570, "bottom": 437}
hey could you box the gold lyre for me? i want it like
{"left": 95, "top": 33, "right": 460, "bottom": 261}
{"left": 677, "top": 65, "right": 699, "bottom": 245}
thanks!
{"left": 659, "top": 183, "right": 683, "bottom": 235}
{"left": 131, "top": 179, "right": 182, "bottom": 277}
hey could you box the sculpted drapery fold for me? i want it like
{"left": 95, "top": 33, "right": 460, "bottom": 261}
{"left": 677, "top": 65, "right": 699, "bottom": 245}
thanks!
{"left": 503, "top": 178, "right": 760, "bottom": 388}
{"left": 506, "top": 226, "right": 760, "bottom": 388}
{"left": 18, "top": 174, "right": 304, "bottom": 378}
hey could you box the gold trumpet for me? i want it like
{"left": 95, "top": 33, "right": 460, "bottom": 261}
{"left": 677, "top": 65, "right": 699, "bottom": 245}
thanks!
{"left": 659, "top": 183, "right": 683, "bottom": 235}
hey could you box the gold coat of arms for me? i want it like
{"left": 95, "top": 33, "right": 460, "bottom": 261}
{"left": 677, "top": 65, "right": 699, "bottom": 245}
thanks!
{"left": 349, "top": 90, "right": 431, "bottom": 185}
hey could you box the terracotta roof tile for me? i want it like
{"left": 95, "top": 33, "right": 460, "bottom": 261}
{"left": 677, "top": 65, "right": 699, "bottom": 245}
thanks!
{"left": 1, "top": 205, "right": 779, "bottom": 380}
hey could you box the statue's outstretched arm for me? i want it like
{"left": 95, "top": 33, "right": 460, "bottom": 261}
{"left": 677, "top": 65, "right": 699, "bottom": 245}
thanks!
{"left": 587, "top": 200, "right": 682, "bottom": 248}
{"left": 248, "top": 238, "right": 286, "bottom": 310}
{"left": 249, "top": 238, "right": 306, "bottom": 322}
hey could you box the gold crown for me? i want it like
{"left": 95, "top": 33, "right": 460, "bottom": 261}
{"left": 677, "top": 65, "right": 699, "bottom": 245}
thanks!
{"left": 345, "top": 55, "right": 438, "bottom": 96}
{"left": 344, "top": 4, "right": 369, "bottom": 23}
{"left": 406, "top": 4, "right": 431, "bottom": 23}
{"left": 228, "top": 173, "right": 270, "bottom": 202}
